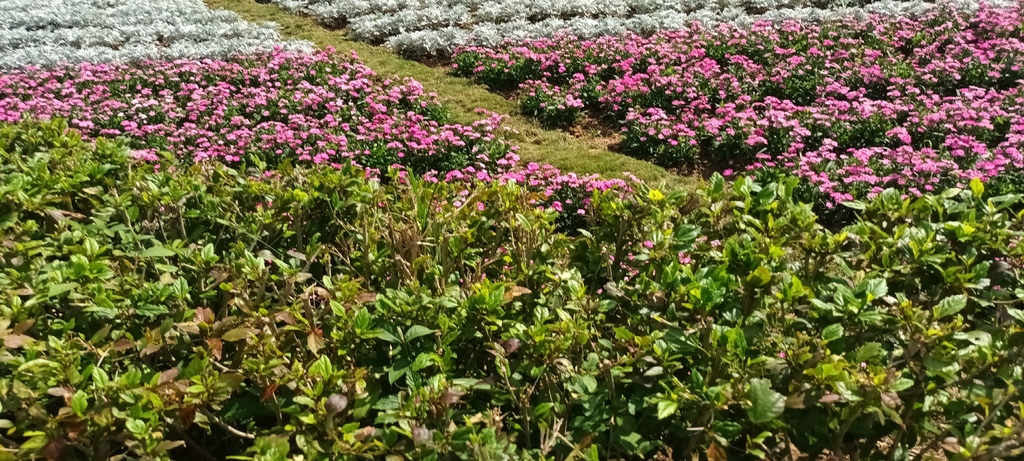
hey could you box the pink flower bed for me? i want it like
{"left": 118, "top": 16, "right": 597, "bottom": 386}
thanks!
{"left": 454, "top": 3, "right": 1024, "bottom": 205}
{"left": 0, "top": 49, "right": 514, "bottom": 177}
{"left": 0, "top": 48, "right": 628, "bottom": 218}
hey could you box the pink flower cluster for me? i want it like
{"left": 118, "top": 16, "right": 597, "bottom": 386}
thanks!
{"left": 0, "top": 48, "right": 514, "bottom": 177}
{"left": 455, "top": 3, "right": 1024, "bottom": 204}
{"left": 519, "top": 75, "right": 591, "bottom": 127}
{"left": 0, "top": 48, "right": 632, "bottom": 221}
{"left": 429, "top": 160, "right": 634, "bottom": 218}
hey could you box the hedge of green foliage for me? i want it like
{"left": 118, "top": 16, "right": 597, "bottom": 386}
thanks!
{"left": 1, "top": 119, "right": 1023, "bottom": 461}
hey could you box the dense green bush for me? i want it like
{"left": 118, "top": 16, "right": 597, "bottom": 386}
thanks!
{"left": 1, "top": 119, "right": 1023, "bottom": 461}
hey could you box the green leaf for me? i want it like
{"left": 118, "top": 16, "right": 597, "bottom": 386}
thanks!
{"left": 890, "top": 378, "right": 915, "bottom": 392}
{"left": 388, "top": 360, "right": 410, "bottom": 384}
{"left": 15, "top": 359, "right": 61, "bottom": 373}
{"left": 308, "top": 355, "right": 333, "bottom": 380}
{"left": 747, "top": 266, "right": 771, "bottom": 287}
{"left": 140, "top": 246, "right": 176, "bottom": 258}
{"left": 862, "top": 279, "right": 887, "bottom": 302}
{"left": 934, "top": 295, "right": 967, "bottom": 319}
{"left": 709, "top": 173, "right": 725, "bottom": 196}
{"left": 0, "top": 212, "right": 16, "bottom": 229}
{"left": 125, "top": 418, "right": 146, "bottom": 435}
{"left": 19, "top": 435, "right": 48, "bottom": 452}
{"left": 47, "top": 282, "right": 79, "bottom": 297}
{"left": 404, "top": 325, "right": 435, "bottom": 342}
{"left": 70, "top": 390, "right": 88, "bottom": 416}
{"left": 725, "top": 327, "right": 748, "bottom": 354}
{"left": 92, "top": 368, "right": 110, "bottom": 387}
{"left": 372, "top": 330, "right": 400, "bottom": 344}
{"left": 656, "top": 399, "right": 678, "bottom": 420}
{"left": 217, "top": 373, "right": 246, "bottom": 390}
{"left": 955, "top": 330, "right": 992, "bottom": 347}
{"left": 843, "top": 200, "right": 866, "bottom": 210}
{"left": 747, "top": 378, "right": 785, "bottom": 424}
{"left": 578, "top": 375, "right": 598, "bottom": 393}
{"left": 970, "top": 177, "right": 984, "bottom": 196}
{"left": 221, "top": 328, "right": 257, "bottom": 342}
{"left": 822, "top": 324, "right": 844, "bottom": 342}
{"left": 853, "top": 342, "right": 882, "bottom": 362}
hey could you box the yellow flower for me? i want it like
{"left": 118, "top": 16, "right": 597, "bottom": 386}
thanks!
{"left": 648, "top": 189, "right": 665, "bottom": 202}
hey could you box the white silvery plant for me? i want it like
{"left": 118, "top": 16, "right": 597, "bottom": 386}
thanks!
{"left": 349, "top": 5, "right": 473, "bottom": 42}
{"left": 270, "top": 0, "right": 1021, "bottom": 57}
{"left": 0, "top": 0, "right": 311, "bottom": 70}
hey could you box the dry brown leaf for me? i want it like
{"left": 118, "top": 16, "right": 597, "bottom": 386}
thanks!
{"left": 503, "top": 286, "right": 532, "bottom": 301}
{"left": 707, "top": 442, "right": 727, "bottom": 461}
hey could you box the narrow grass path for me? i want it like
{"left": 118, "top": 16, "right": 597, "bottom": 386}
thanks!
{"left": 205, "top": 0, "right": 690, "bottom": 186}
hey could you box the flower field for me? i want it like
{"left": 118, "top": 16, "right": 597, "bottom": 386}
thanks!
{"left": 0, "top": 50, "right": 517, "bottom": 175}
{"left": 2, "top": 0, "right": 1024, "bottom": 460}
{"left": 455, "top": 3, "right": 1024, "bottom": 205}
{"left": 271, "top": 0, "right": 1012, "bottom": 56}
{"left": 0, "top": 0, "right": 312, "bottom": 69}
{"left": 0, "top": 7, "right": 625, "bottom": 216}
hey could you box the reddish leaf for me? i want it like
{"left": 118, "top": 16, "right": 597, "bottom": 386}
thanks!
{"left": 260, "top": 384, "right": 279, "bottom": 403}
{"left": 819, "top": 394, "right": 842, "bottom": 404}
{"left": 221, "top": 327, "right": 257, "bottom": 342}
{"left": 353, "top": 426, "right": 376, "bottom": 441}
{"left": 141, "top": 344, "right": 161, "bottom": 357}
{"left": 499, "top": 338, "right": 522, "bottom": 355}
{"left": 206, "top": 338, "right": 223, "bottom": 361}
{"left": 881, "top": 392, "right": 902, "bottom": 409}
{"left": 64, "top": 421, "right": 86, "bottom": 440}
{"left": 412, "top": 426, "right": 431, "bottom": 446}
{"left": 43, "top": 438, "right": 66, "bottom": 461}
{"left": 159, "top": 368, "right": 180, "bottom": 384}
{"left": 785, "top": 392, "right": 807, "bottom": 409}
{"left": 109, "top": 339, "right": 136, "bottom": 352}
{"left": 179, "top": 406, "right": 196, "bottom": 427}
{"left": 13, "top": 319, "right": 35, "bottom": 334}
{"left": 440, "top": 389, "right": 466, "bottom": 405}
{"left": 195, "top": 307, "right": 215, "bottom": 324}
{"left": 275, "top": 311, "right": 297, "bottom": 325}
{"left": 307, "top": 329, "right": 325, "bottom": 354}
{"left": 46, "top": 387, "right": 71, "bottom": 398}
{"left": 940, "top": 437, "right": 962, "bottom": 453}
{"left": 503, "top": 286, "right": 532, "bottom": 301}
{"left": 4, "top": 334, "right": 34, "bottom": 348}
{"left": 355, "top": 292, "right": 377, "bottom": 304}
{"left": 175, "top": 322, "right": 200, "bottom": 335}
{"left": 154, "top": 440, "right": 185, "bottom": 452}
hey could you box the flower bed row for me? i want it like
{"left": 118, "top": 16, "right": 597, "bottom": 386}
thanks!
{"left": 0, "top": 0, "right": 311, "bottom": 69}
{"left": 0, "top": 48, "right": 628, "bottom": 218}
{"left": 454, "top": 3, "right": 1024, "bottom": 205}
{"left": 271, "top": 0, "right": 1011, "bottom": 56}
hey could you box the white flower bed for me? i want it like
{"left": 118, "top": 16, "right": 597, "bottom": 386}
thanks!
{"left": 272, "top": 0, "right": 1018, "bottom": 56}
{"left": 0, "top": 0, "right": 311, "bottom": 69}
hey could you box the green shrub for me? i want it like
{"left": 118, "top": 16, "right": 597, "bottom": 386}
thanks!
{"left": 0, "top": 119, "right": 1022, "bottom": 461}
